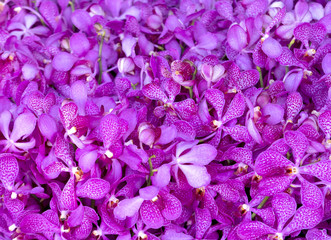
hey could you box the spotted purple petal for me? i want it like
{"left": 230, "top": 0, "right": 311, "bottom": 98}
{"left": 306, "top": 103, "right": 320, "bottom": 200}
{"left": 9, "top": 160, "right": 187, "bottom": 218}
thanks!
{"left": 300, "top": 160, "right": 331, "bottom": 182}
{"left": 195, "top": 208, "right": 211, "bottom": 239}
{"left": 236, "top": 221, "right": 276, "bottom": 240}
{"left": 205, "top": 88, "right": 225, "bottom": 120}
{"left": 160, "top": 192, "right": 182, "bottom": 221}
{"left": 0, "top": 154, "right": 19, "bottom": 190}
{"left": 286, "top": 92, "right": 303, "bottom": 122}
{"left": 255, "top": 151, "right": 293, "bottom": 176}
{"left": 222, "top": 93, "right": 246, "bottom": 123}
{"left": 301, "top": 179, "right": 323, "bottom": 209}
{"left": 142, "top": 83, "right": 168, "bottom": 103}
{"left": 284, "top": 131, "right": 308, "bottom": 163}
{"left": 20, "top": 213, "right": 60, "bottom": 233}
{"left": 76, "top": 178, "right": 110, "bottom": 200}
{"left": 140, "top": 200, "right": 164, "bottom": 229}
{"left": 283, "top": 206, "right": 323, "bottom": 235}
{"left": 318, "top": 111, "right": 331, "bottom": 138}
{"left": 271, "top": 193, "right": 296, "bottom": 231}
{"left": 60, "top": 175, "right": 78, "bottom": 210}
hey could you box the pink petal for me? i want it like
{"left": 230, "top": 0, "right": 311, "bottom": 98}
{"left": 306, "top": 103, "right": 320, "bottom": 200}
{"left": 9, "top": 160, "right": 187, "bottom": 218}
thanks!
{"left": 284, "top": 131, "right": 308, "bottom": 163}
{"left": 61, "top": 175, "right": 78, "bottom": 210}
{"left": 114, "top": 196, "right": 144, "bottom": 220}
{"left": 227, "top": 24, "right": 247, "bottom": 52}
{"left": 271, "top": 193, "right": 296, "bottom": 230}
{"left": 261, "top": 103, "right": 284, "bottom": 125}
{"left": 262, "top": 37, "right": 282, "bottom": 58}
{"left": 76, "top": 178, "right": 110, "bottom": 200}
{"left": 222, "top": 93, "right": 246, "bottom": 123}
{"left": 179, "top": 165, "right": 211, "bottom": 188}
{"left": 177, "top": 144, "right": 217, "bottom": 165}
{"left": 20, "top": 213, "right": 60, "bottom": 233}
{"left": 161, "top": 192, "right": 182, "bottom": 221}
{"left": 140, "top": 200, "right": 164, "bottom": 229}
{"left": 301, "top": 179, "right": 323, "bottom": 209}
{"left": 10, "top": 112, "right": 36, "bottom": 142}
{"left": 283, "top": 206, "right": 323, "bottom": 235}
{"left": 286, "top": 92, "right": 303, "bottom": 122}
{"left": 52, "top": 52, "right": 77, "bottom": 72}
{"left": 0, "top": 154, "right": 19, "bottom": 190}
{"left": 195, "top": 208, "right": 211, "bottom": 239}
{"left": 255, "top": 150, "right": 293, "bottom": 177}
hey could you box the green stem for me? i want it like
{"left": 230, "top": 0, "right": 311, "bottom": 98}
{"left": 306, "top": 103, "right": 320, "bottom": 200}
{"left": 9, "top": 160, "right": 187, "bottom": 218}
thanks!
{"left": 98, "top": 33, "right": 105, "bottom": 85}
{"left": 288, "top": 37, "right": 295, "bottom": 49}
{"left": 285, "top": 66, "right": 289, "bottom": 74}
{"left": 69, "top": 1, "right": 76, "bottom": 31}
{"left": 256, "top": 66, "right": 264, "bottom": 88}
{"left": 147, "top": 155, "right": 156, "bottom": 186}
{"left": 91, "top": 199, "right": 95, "bottom": 209}
{"left": 251, "top": 196, "right": 270, "bottom": 219}
{"left": 185, "top": 86, "right": 193, "bottom": 98}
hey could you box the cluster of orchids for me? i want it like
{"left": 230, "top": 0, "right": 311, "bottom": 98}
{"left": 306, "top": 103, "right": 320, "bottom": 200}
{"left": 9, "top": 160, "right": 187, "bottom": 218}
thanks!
{"left": 0, "top": 0, "right": 331, "bottom": 239}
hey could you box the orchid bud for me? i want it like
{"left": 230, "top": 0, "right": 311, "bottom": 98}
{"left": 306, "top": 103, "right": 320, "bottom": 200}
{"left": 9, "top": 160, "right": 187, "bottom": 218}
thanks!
{"left": 138, "top": 122, "right": 155, "bottom": 147}
{"left": 147, "top": 15, "right": 162, "bottom": 30}
{"left": 117, "top": 57, "right": 135, "bottom": 74}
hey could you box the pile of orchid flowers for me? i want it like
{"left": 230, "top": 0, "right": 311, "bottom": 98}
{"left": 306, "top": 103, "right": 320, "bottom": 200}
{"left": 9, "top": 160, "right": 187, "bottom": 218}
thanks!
{"left": 0, "top": 0, "right": 331, "bottom": 239}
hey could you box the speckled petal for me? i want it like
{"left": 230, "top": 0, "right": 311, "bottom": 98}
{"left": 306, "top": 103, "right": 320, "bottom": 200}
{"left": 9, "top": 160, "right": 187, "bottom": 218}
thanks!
{"left": 205, "top": 88, "right": 225, "bottom": 119}
{"left": 236, "top": 221, "right": 276, "bottom": 240}
{"left": 20, "top": 213, "right": 60, "bottom": 233}
{"left": 222, "top": 93, "right": 246, "bottom": 123}
{"left": 142, "top": 83, "right": 168, "bottom": 103}
{"left": 60, "top": 175, "right": 78, "bottom": 210}
{"left": 100, "top": 114, "right": 121, "bottom": 148}
{"left": 140, "top": 200, "right": 164, "bottom": 229}
{"left": 258, "top": 175, "right": 295, "bottom": 196}
{"left": 286, "top": 92, "right": 303, "bottom": 122}
{"left": 301, "top": 179, "right": 323, "bottom": 209}
{"left": 284, "top": 131, "right": 308, "bottom": 164}
{"left": 271, "top": 193, "right": 297, "bottom": 230}
{"left": 318, "top": 111, "right": 331, "bottom": 138}
{"left": 0, "top": 154, "right": 19, "bottom": 190}
{"left": 161, "top": 192, "right": 182, "bottom": 221}
{"left": 59, "top": 102, "right": 78, "bottom": 128}
{"left": 300, "top": 160, "right": 331, "bottom": 182}
{"left": 283, "top": 206, "right": 323, "bottom": 235}
{"left": 222, "top": 126, "right": 252, "bottom": 142}
{"left": 72, "top": 215, "right": 93, "bottom": 239}
{"left": 195, "top": 208, "right": 211, "bottom": 239}
{"left": 54, "top": 135, "right": 74, "bottom": 167}
{"left": 76, "top": 178, "right": 110, "bottom": 200}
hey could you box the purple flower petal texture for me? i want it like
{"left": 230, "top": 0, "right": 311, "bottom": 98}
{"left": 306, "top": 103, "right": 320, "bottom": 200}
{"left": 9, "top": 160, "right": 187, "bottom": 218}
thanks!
{"left": 0, "top": 0, "right": 330, "bottom": 239}
{"left": 76, "top": 178, "right": 110, "bottom": 200}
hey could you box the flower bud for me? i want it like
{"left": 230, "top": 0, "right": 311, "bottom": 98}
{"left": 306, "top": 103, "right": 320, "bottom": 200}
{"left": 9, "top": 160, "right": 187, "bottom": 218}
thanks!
{"left": 138, "top": 122, "right": 155, "bottom": 147}
{"left": 117, "top": 57, "right": 135, "bottom": 74}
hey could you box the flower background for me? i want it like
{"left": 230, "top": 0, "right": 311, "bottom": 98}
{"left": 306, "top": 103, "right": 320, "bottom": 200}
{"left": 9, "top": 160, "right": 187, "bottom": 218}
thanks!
{"left": 0, "top": 0, "right": 331, "bottom": 239}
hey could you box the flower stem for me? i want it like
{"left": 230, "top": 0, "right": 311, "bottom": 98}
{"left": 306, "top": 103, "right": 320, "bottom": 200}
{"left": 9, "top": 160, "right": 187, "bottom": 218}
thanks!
{"left": 251, "top": 196, "right": 270, "bottom": 219}
{"left": 185, "top": 86, "right": 193, "bottom": 98}
{"left": 256, "top": 66, "right": 264, "bottom": 88}
{"left": 98, "top": 32, "right": 105, "bottom": 85}
{"left": 147, "top": 155, "right": 156, "bottom": 186}
{"left": 288, "top": 37, "right": 295, "bottom": 49}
